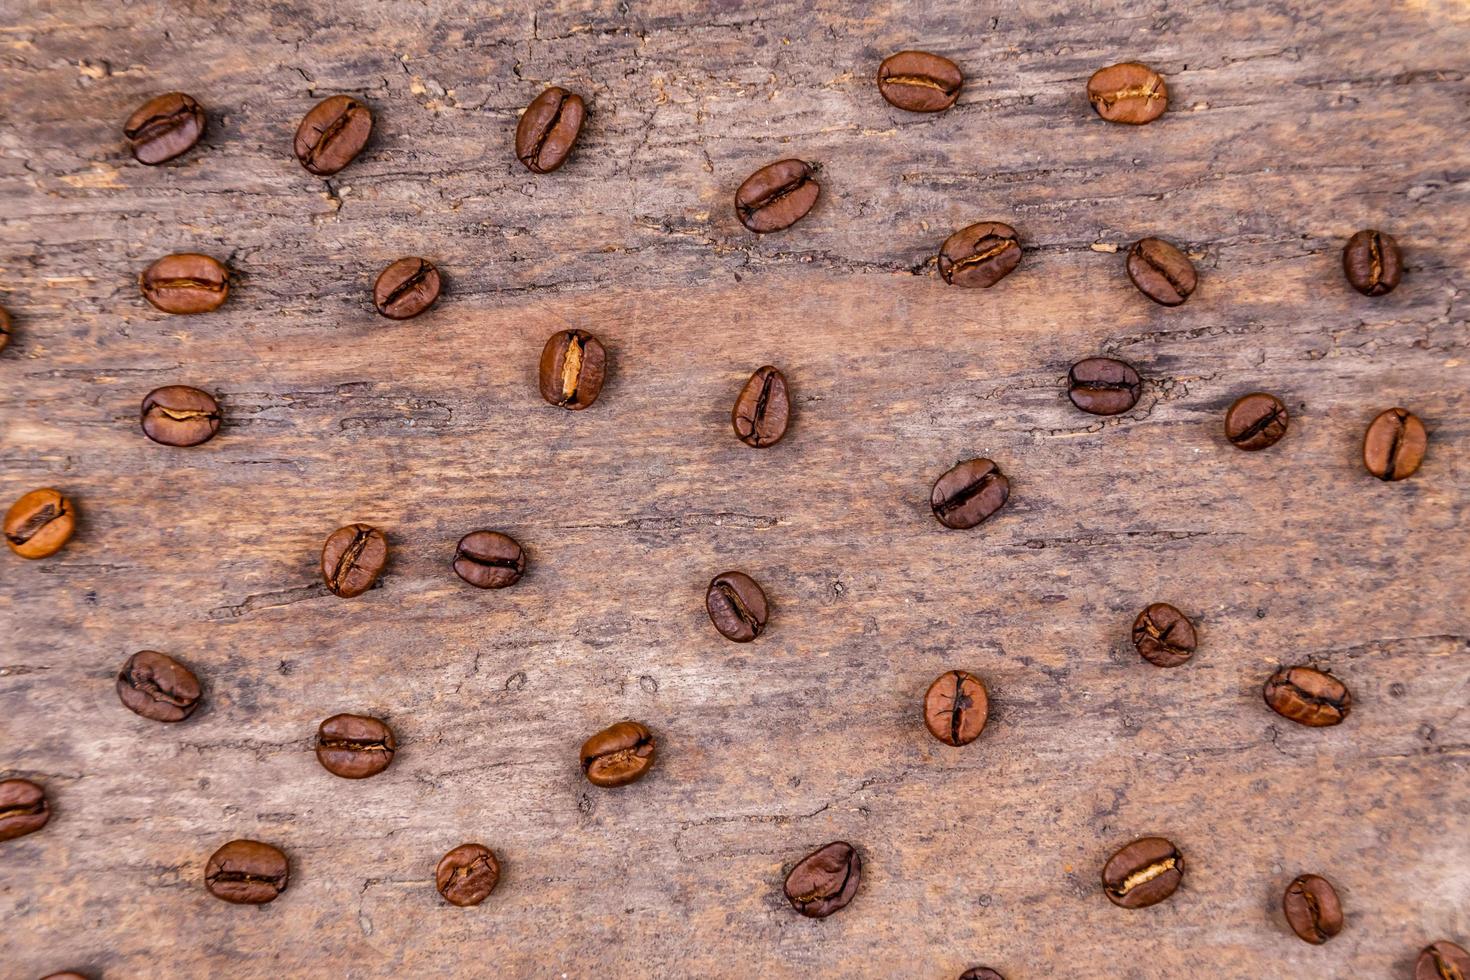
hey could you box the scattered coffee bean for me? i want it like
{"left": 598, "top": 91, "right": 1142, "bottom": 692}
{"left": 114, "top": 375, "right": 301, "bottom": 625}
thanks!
{"left": 40, "top": 973, "right": 90, "bottom": 980}
{"left": 453, "top": 531, "right": 525, "bottom": 589}
{"left": 1067, "top": 357, "right": 1141, "bottom": 415}
{"left": 958, "top": 970, "right": 1005, "bottom": 980}
{"left": 140, "top": 253, "right": 229, "bottom": 314}
{"left": 515, "top": 86, "right": 586, "bottom": 174}
{"left": 732, "top": 366, "right": 791, "bottom": 448}
{"left": 1102, "top": 836, "right": 1183, "bottom": 908}
{"left": 0, "top": 778, "right": 50, "bottom": 842}
{"left": 116, "top": 650, "right": 201, "bottom": 722}
{"left": 1263, "top": 666, "right": 1351, "bottom": 727}
{"left": 580, "top": 720, "right": 655, "bottom": 788}
{"left": 930, "top": 458, "right": 1010, "bottom": 530}
{"left": 436, "top": 843, "right": 501, "bottom": 907}
{"left": 922, "top": 670, "right": 989, "bottom": 746}
{"left": 321, "top": 523, "right": 388, "bottom": 598}
{"left": 141, "top": 384, "right": 221, "bottom": 447}
{"left": 0, "top": 305, "right": 10, "bottom": 354}
{"left": 938, "top": 222, "right": 1022, "bottom": 288}
{"left": 124, "top": 92, "right": 206, "bottom": 165}
{"left": 538, "top": 329, "right": 606, "bottom": 410}
{"left": 204, "top": 839, "right": 289, "bottom": 905}
{"left": 784, "top": 841, "right": 861, "bottom": 918}
{"left": 1126, "top": 237, "right": 1196, "bottom": 306}
{"left": 1417, "top": 941, "right": 1470, "bottom": 980}
{"left": 878, "top": 51, "right": 963, "bottom": 112}
{"left": 1225, "top": 392, "right": 1289, "bottom": 450}
{"left": 5, "top": 488, "right": 76, "bottom": 560}
{"left": 1087, "top": 62, "right": 1168, "bottom": 125}
{"left": 735, "top": 159, "right": 820, "bottom": 233}
{"left": 1363, "top": 407, "right": 1427, "bottom": 480}
{"left": 1283, "top": 873, "right": 1343, "bottom": 944}
{"left": 706, "top": 571, "right": 769, "bottom": 642}
{"left": 294, "top": 95, "right": 372, "bottom": 176}
{"left": 316, "top": 713, "right": 396, "bottom": 779}
{"left": 1343, "top": 229, "right": 1403, "bottom": 296}
{"left": 373, "top": 257, "right": 441, "bottom": 319}
{"left": 1132, "top": 603, "right": 1197, "bottom": 668}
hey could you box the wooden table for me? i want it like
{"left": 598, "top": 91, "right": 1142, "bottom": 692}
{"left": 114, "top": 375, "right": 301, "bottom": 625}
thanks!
{"left": 3, "top": 1, "right": 1467, "bottom": 976}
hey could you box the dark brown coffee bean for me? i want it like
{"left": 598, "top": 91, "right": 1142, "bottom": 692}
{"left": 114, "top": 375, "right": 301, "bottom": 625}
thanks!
{"left": 1067, "top": 357, "right": 1141, "bottom": 415}
{"left": 1102, "top": 836, "right": 1183, "bottom": 908}
{"left": 878, "top": 51, "right": 963, "bottom": 112}
{"left": 706, "top": 571, "right": 769, "bottom": 642}
{"left": 5, "top": 488, "right": 76, "bottom": 560}
{"left": 938, "top": 222, "right": 1021, "bottom": 288}
{"left": 538, "top": 329, "right": 606, "bottom": 410}
{"left": 1343, "top": 229, "right": 1403, "bottom": 296}
{"left": 1225, "top": 392, "right": 1289, "bottom": 451}
{"left": 930, "top": 458, "right": 1010, "bottom": 530}
{"left": 141, "top": 384, "right": 221, "bottom": 447}
{"left": 732, "top": 366, "right": 790, "bottom": 448}
{"left": 1087, "top": 62, "right": 1168, "bottom": 124}
{"left": 922, "top": 670, "right": 989, "bottom": 746}
{"left": 1418, "top": 941, "right": 1470, "bottom": 980}
{"left": 958, "top": 971, "right": 1005, "bottom": 980}
{"left": 140, "top": 253, "right": 229, "bottom": 314}
{"left": 515, "top": 86, "right": 586, "bottom": 174}
{"left": 1131, "top": 603, "right": 1196, "bottom": 668}
{"left": 1126, "top": 237, "right": 1196, "bottom": 306}
{"left": 0, "top": 778, "right": 50, "bottom": 842}
{"left": 116, "top": 650, "right": 202, "bottom": 722}
{"left": 373, "top": 257, "right": 441, "bottom": 319}
{"left": 1283, "top": 873, "right": 1343, "bottom": 944}
{"left": 453, "top": 531, "right": 525, "bottom": 589}
{"left": 735, "top": 159, "right": 820, "bottom": 233}
{"left": 321, "top": 523, "right": 388, "bottom": 598}
{"left": 580, "top": 721, "right": 655, "bottom": 788}
{"left": 0, "top": 305, "right": 11, "bottom": 354}
{"left": 124, "top": 92, "right": 206, "bottom": 165}
{"left": 436, "top": 843, "right": 501, "bottom": 907}
{"left": 784, "top": 841, "right": 860, "bottom": 918}
{"left": 1363, "top": 407, "right": 1427, "bottom": 480}
{"left": 1264, "top": 666, "right": 1351, "bottom": 727}
{"left": 315, "top": 713, "right": 396, "bottom": 779}
{"left": 204, "top": 839, "right": 288, "bottom": 905}
{"left": 294, "top": 95, "right": 372, "bottom": 176}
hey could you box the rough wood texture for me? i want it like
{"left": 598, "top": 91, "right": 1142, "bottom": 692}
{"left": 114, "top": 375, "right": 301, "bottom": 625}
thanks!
{"left": 2, "top": 1, "right": 1468, "bottom": 976}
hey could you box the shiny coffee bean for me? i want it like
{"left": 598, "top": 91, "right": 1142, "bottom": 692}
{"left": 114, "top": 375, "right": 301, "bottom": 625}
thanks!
{"left": 938, "top": 222, "right": 1021, "bottom": 288}
{"left": 580, "top": 721, "right": 655, "bottom": 788}
{"left": 1363, "top": 407, "right": 1427, "bottom": 480}
{"left": 515, "top": 86, "right": 585, "bottom": 174}
{"left": 1087, "top": 62, "right": 1168, "bottom": 124}
{"left": 453, "top": 531, "right": 525, "bottom": 589}
{"left": 0, "top": 778, "right": 50, "bottom": 842}
{"left": 958, "top": 971, "right": 1005, "bottom": 980}
{"left": 124, "top": 92, "right": 206, "bottom": 165}
{"left": 116, "top": 650, "right": 202, "bottom": 722}
{"left": 1283, "top": 873, "right": 1343, "bottom": 944}
{"left": 141, "top": 384, "right": 221, "bottom": 447}
{"left": 321, "top": 523, "right": 388, "bottom": 598}
{"left": 931, "top": 458, "right": 1010, "bottom": 530}
{"left": 1225, "top": 392, "right": 1289, "bottom": 450}
{"left": 316, "top": 713, "right": 396, "bottom": 779}
{"left": 436, "top": 843, "right": 501, "bottom": 907}
{"left": 1102, "top": 836, "right": 1183, "bottom": 908}
{"left": 735, "top": 159, "right": 820, "bottom": 233}
{"left": 1417, "top": 941, "right": 1470, "bottom": 980}
{"left": 1264, "top": 666, "right": 1351, "bottom": 727}
{"left": 140, "top": 253, "right": 229, "bottom": 314}
{"left": 204, "top": 839, "right": 289, "bottom": 905}
{"left": 922, "top": 670, "right": 989, "bottom": 746}
{"left": 706, "top": 571, "right": 769, "bottom": 642}
{"left": 878, "top": 51, "right": 963, "bottom": 112}
{"left": 5, "top": 488, "right": 76, "bottom": 560}
{"left": 373, "top": 257, "right": 441, "bottom": 319}
{"left": 1067, "top": 357, "right": 1141, "bottom": 415}
{"left": 294, "top": 95, "right": 372, "bottom": 176}
{"left": 784, "top": 841, "right": 861, "bottom": 918}
{"left": 538, "top": 329, "right": 606, "bottom": 410}
{"left": 1132, "top": 603, "right": 1196, "bottom": 668}
{"left": 1343, "top": 229, "right": 1403, "bottom": 296}
{"left": 0, "top": 305, "right": 11, "bottom": 354}
{"left": 1127, "top": 237, "right": 1196, "bottom": 306}
{"left": 732, "top": 366, "right": 790, "bottom": 448}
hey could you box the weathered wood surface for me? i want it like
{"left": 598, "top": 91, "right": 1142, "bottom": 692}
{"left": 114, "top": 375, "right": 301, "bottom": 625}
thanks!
{"left": 2, "top": 0, "right": 1468, "bottom": 976}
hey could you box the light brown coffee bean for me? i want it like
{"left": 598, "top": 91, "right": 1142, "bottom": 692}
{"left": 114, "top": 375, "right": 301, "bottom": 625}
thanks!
{"left": 140, "top": 253, "right": 229, "bottom": 314}
{"left": 1088, "top": 62, "right": 1168, "bottom": 124}
{"left": 5, "top": 488, "right": 76, "bottom": 559}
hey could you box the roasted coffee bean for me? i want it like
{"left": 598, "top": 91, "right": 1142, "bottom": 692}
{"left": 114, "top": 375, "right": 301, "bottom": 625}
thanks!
{"left": 1264, "top": 666, "right": 1351, "bottom": 727}
{"left": 453, "top": 531, "right": 525, "bottom": 589}
{"left": 5, "top": 488, "right": 76, "bottom": 560}
{"left": 1127, "top": 237, "right": 1196, "bottom": 306}
{"left": 436, "top": 843, "right": 501, "bottom": 907}
{"left": 0, "top": 778, "right": 49, "bottom": 842}
{"left": 373, "top": 257, "right": 441, "bottom": 319}
{"left": 1087, "top": 62, "right": 1168, "bottom": 124}
{"left": 141, "top": 384, "right": 221, "bottom": 447}
{"left": 580, "top": 721, "right": 655, "bottom": 788}
{"left": 116, "top": 650, "right": 202, "bottom": 722}
{"left": 922, "top": 670, "right": 989, "bottom": 746}
{"left": 938, "top": 222, "right": 1022, "bottom": 288}
{"left": 784, "top": 841, "right": 860, "bottom": 918}
{"left": 204, "top": 839, "right": 288, "bottom": 905}
{"left": 1343, "top": 229, "right": 1403, "bottom": 296}
{"left": 732, "top": 366, "right": 790, "bottom": 448}
{"left": 124, "top": 92, "right": 206, "bottom": 165}
{"left": 735, "top": 159, "right": 820, "bottom": 234}
{"left": 1102, "top": 836, "right": 1183, "bottom": 909}
{"left": 316, "top": 713, "right": 396, "bottom": 779}
{"left": 0, "top": 305, "right": 10, "bottom": 354}
{"left": 706, "top": 571, "right": 769, "bottom": 642}
{"left": 40, "top": 973, "right": 91, "bottom": 980}
{"left": 1067, "top": 357, "right": 1141, "bottom": 415}
{"left": 958, "top": 971, "right": 1005, "bottom": 980}
{"left": 321, "top": 523, "right": 388, "bottom": 598}
{"left": 1132, "top": 603, "right": 1196, "bottom": 668}
{"left": 140, "top": 253, "right": 229, "bottom": 314}
{"left": 515, "top": 86, "right": 585, "bottom": 174}
{"left": 1363, "top": 407, "right": 1427, "bottom": 480}
{"left": 1283, "top": 873, "right": 1343, "bottom": 944}
{"left": 930, "top": 458, "right": 1010, "bottom": 530}
{"left": 538, "top": 329, "right": 606, "bottom": 410}
{"left": 878, "top": 51, "right": 963, "bottom": 112}
{"left": 1417, "top": 941, "right": 1470, "bottom": 980}
{"left": 1225, "top": 392, "right": 1289, "bottom": 450}
{"left": 294, "top": 95, "right": 372, "bottom": 176}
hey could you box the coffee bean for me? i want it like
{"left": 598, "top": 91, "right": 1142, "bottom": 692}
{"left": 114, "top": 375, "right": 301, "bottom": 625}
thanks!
{"left": 580, "top": 721, "right": 655, "bottom": 788}
{"left": 732, "top": 366, "right": 790, "bottom": 448}
{"left": 321, "top": 523, "right": 388, "bottom": 598}
{"left": 515, "top": 86, "right": 585, "bottom": 174}
{"left": 1131, "top": 603, "right": 1196, "bottom": 668}
{"left": 1126, "top": 237, "right": 1196, "bottom": 306}
{"left": 1283, "top": 873, "right": 1343, "bottom": 944}
{"left": 116, "top": 650, "right": 202, "bottom": 722}
{"left": 1417, "top": 941, "right": 1470, "bottom": 980}
{"left": 140, "top": 253, "right": 229, "bottom": 314}
{"left": 1363, "top": 407, "right": 1427, "bottom": 480}
{"left": 1343, "top": 229, "right": 1403, "bottom": 296}
{"left": 706, "top": 571, "right": 769, "bottom": 642}
{"left": 930, "top": 458, "right": 1010, "bottom": 530}
{"left": 0, "top": 778, "right": 50, "bottom": 842}
{"left": 784, "top": 841, "right": 860, "bottom": 918}
{"left": 5, "top": 488, "right": 76, "bottom": 560}
{"left": 538, "top": 329, "right": 606, "bottom": 410}
{"left": 453, "top": 531, "right": 525, "bottom": 589}
{"left": 1087, "top": 62, "right": 1168, "bottom": 124}
{"left": 938, "top": 222, "right": 1022, "bottom": 288}
{"left": 316, "top": 713, "right": 396, "bottom": 779}
{"left": 958, "top": 970, "right": 1005, "bottom": 980}
{"left": 735, "top": 159, "right": 820, "bottom": 233}
{"left": 1225, "top": 392, "right": 1289, "bottom": 451}
{"left": 0, "top": 305, "right": 11, "bottom": 354}
{"left": 436, "top": 843, "right": 501, "bottom": 907}
{"left": 922, "top": 670, "right": 989, "bottom": 746}
{"left": 124, "top": 92, "right": 206, "bottom": 165}
{"left": 141, "top": 384, "right": 221, "bottom": 447}
{"left": 204, "top": 839, "right": 289, "bottom": 905}
{"left": 40, "top": 973, "right": 91, "bottom": 980}
{"left": 1067, "top": 357, "right": 1141, "bottom": 415}
{"left": 1102, "top": 836, "right": 1183, "bottom": 909}
{"left": 878, "top": 51, "right": 963, "bottom": 112}
{"left": 373, "top": 257, "right": 441, "bottom": 319}
{"left": 1263, "top": 666, "right": 1351, "bottom": 727}
{"left": 294, "top": 95, "right": 372, "bottom": 176}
